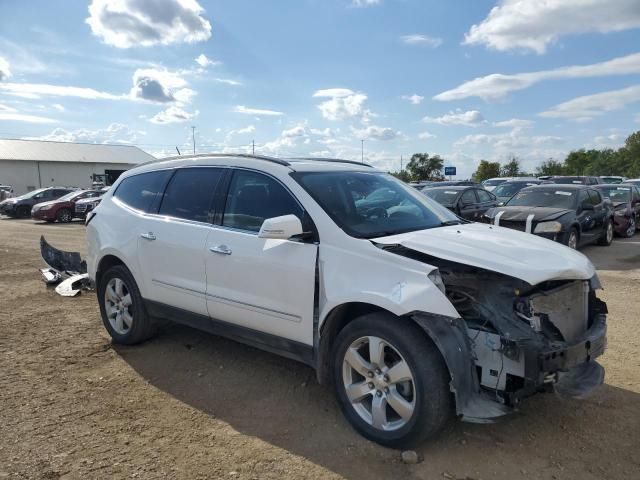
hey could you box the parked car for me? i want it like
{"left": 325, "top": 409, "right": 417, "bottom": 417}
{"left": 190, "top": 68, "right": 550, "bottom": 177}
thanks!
{"left": 31, "top": 189, "right": 103, "bottom": 223}
{"left": 75, "top": 191, "right": 108, "bottom": 219}
{"left": 626, "top": 178, "right": 640, "bottom": 187}
{"left": 481, "top": 177, "right": 509, "bottom": 192}
{"left": 86, "top": 154, "right": 607, "bottom": 447}
{"left": 0, "top": 184, "right": 13, "bottom": 202}
{"left": 599, "top": 176, "right": 627, "bottom": 184}
{"left": 425, "top": 180, "right": 479, "bottom": 188}
{"left": 408, "top": 181, "right": 433, "bottom": 189}
{"left": 422, "top": 185, "right": 497, "bottom": 220}
{"left": 492, "top": 179, "right": 549, "bottom": 204}
{"left": 483, "top": 184, "right": 614, "bottom": 249}
{"left": 594, "top": 184, "right": 640, "bottom": 237}
{"left": 0, "top": 187, "right": 75, "bottom": 218}
{"left": 548, "top": 176, "right": 601, "bottom": 185}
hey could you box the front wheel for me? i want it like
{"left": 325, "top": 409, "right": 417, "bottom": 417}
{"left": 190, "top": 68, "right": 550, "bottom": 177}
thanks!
{"left": 598, "top": 219, "right": 614, "bottom": 246}
{"left": 56, "top": 208, "right": 73, "bottom": 223}
{"left": 566, "top": 228, "right": 579, "bottom": 250}
{"left": 623, "top": 216, "right": 636, "bottom": 238}
{"left": 16, "top": 205, "right": 30, "bottom": 218}
{"left": 97, "top": 265, "right": 156, "bottom": 344}
{"left": 332, "top": 313, "right": 451, "bottom": 448}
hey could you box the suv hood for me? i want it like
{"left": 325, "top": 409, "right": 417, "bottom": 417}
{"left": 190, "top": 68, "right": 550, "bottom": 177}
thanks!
{"left": 373, "top": 222, "right": 595, "bottom": 285}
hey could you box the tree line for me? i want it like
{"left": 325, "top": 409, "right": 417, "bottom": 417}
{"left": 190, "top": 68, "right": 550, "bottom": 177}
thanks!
{"left": 390, "top": 130, "right": 640, "bottom": 182}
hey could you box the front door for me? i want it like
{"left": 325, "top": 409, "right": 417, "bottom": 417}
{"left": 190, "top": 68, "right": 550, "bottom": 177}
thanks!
{"left": 576, "top": 189, "right": 598, "bottom": 244}
{"left": 205, "top": 169, "right": 317, "bottom": 345}
{"left": 137, "top": 167, "right": 225, "bottom": 316}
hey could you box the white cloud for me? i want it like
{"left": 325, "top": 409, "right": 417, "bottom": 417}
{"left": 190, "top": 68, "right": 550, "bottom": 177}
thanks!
{"left": 0, "top": 111, "right": 58, "bottom": 124}
{"left": 351, "top": 125, "right": 398, "bottom": 141}
{"left": 86, "top": 0, "right": 212, "bottom": 48}
{"left": 195, "top": 53, "right": 219, "bottom": 68}
{"left": 493, "top": 118, "right": 533, "bottom": 128}
{"left": 400, "top": 34, "right": 443, "bottom": 48}
{"left": 313, "top": 88, "right": 371, "bottom": 122}
{"left": 592, "top": 133, "right": 625, "bottom": 148}
{"left": 232, "top": 105, "right": 283, "bottom": 116}
{"left": 150, "top": 106, "right": 198, "bottom": 124}
{"left": 0, "top": 82, "right": 122, "bottom": 100}
{"left": 51, "top": 103, "right": 65, "bottom": 112}
{"left": 418, "top": 131, "right": 436, "bottom": 139}
{"left": 213, "top": 78, "right": 242, "bottom": 86}
{"left": 282, "top": 125, "right": 307, "bottom": 138}
{"left": 351, "top": 0, "right": 381, "bottom": 7}
{"left": 423, "top": 109, "right": 486, "bottom": 127}
{"left": 309, "top": 127, "right": 335, "bottom": 137}
{"left": 233, "top": 125, "right": 256, "bottom": 135}
{"left": 33, "top": 123, "right": 142, "bottom": 143}
{"left": 402, "top": 94, "right": 424, "bottom": 105}
{"left": 539, "top": 85, "right": 640, "bottom": 119}
{"left": 464, "top": 0, "right": 640, "bottom": 54}
{"left": 130, "top": 68, "right": 193, "bottom": 104}
{"left": 434, "top": 52, "right": 640, "bottom": 101}
{"left": 0, "top": 56, "right": 11, "bottom": 81}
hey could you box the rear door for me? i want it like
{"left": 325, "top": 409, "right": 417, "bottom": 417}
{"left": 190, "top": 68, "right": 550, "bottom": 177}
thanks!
{"left": 135, "top": 167, "right": 225, "bottom": 316}
{"left": 204, "top": 169, "right": 317, "bottom": 345}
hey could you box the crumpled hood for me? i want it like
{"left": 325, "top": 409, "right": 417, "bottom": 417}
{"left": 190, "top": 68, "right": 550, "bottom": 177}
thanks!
{"left": 373, "top": 222, "right": 595, "bottom": 285}
{"left": 486, "top": 206, "right": 573, "bottom": 222}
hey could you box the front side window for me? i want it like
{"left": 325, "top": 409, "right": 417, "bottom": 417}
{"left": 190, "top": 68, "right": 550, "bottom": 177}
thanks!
{"left": 476, "top": 189, "right": 494, "bottom": 202}
{"left": 223, "top": 170, "right": 303, "bottom": 232}
{"left": 588, "top": 190, "right": 602, "bottom": 205}
{"left": 460, "top": 189, "right": 477, "bottom": 205}
{"left": 295, "top": 171, "right": 460, "bottom": 239}
{"left": 114, "top": 170, "right": 172, "bottom": 213}
{"left": 159, "top": 168, "right": 223, "bottom": 223}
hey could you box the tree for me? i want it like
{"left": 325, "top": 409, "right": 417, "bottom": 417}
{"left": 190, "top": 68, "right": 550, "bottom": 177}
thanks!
{"left": 389, "top": 170, "right": 411, "bottom": 182}
{"left": 472, "top": 160, "right": 501, "bottom": 182}
{"left": 535, "top": 159, "right": 565, "bottom": 177}
{"left": 405, "top": 153, "right": 444, "bottom": 181}
{"left": 500, "top": 156, "right": 521, "bottom": 177}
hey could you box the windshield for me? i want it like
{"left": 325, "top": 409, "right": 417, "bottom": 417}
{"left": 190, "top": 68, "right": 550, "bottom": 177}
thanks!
{"left": 493, "top": 182, "right": 535, "bottom": 198}
{"left": 483, "top": 179, "right": 506, "bottom": 187}
{"left": 295, "top": 171, "right": 461, "bottom": 239}
{"left": 18, "top": 188, "right": 48, "bottom": 199}
{"left": 57, "top": 191, "right": 81, "bottom": 202}
{"left": 598, "top": 186, "right": 631, "bottom": 202}
{"left": 600, "top": 177, "right": 622, "bottom": 184}
{"left": 423, "top": 189, "right": 460, "bottom": 206}
{"left": 506, "top": 189, "right": 577, "bottom": 209}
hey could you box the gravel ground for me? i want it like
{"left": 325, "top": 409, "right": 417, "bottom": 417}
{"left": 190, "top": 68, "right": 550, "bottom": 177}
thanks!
{"left": 0, "top": 218, "right": 639, "bottom": 480}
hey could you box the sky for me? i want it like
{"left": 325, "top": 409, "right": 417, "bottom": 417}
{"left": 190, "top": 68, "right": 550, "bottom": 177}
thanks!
{"left": 0, "top": 0, "right": 640, "bottom": 178}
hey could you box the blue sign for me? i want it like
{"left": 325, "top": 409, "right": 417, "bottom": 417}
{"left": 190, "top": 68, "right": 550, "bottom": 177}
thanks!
{"left": 444, "top": 166, "right": 456, "bottom": 176}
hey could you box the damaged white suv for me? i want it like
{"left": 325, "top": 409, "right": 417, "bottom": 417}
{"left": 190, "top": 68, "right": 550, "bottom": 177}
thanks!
{"left": 86, "top": 154, "right": 607, "bottom": 447}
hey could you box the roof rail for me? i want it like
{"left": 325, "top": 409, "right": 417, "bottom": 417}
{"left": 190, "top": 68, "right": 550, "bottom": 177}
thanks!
{"left": 139, "top": 152, "right": 291, "bottom": 168}
{"left": 288, "top": 157, "right": 374, "bottom": 168}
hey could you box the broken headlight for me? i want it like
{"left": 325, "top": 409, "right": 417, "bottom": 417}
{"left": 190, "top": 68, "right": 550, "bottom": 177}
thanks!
{"left": 534, "top": 221, "right": 562, "bottom": 233}
{"left": 427, "top": 269, "right": 446, "bottom": 295}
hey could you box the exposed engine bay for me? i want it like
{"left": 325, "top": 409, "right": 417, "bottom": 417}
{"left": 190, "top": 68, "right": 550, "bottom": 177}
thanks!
{"left": 380, "top": 244, "right": 607, "bottom": 409}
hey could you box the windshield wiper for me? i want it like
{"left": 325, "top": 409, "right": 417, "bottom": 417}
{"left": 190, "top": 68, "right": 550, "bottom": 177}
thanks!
{"left": 440, "top": 220, "right": 463, "bottom": 226}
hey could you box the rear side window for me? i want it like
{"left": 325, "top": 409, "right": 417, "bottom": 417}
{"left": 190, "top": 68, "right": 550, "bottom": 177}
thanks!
{"left": 222, "top": 170, "right": 303, "bottom": 232}
{"left": 159, "top": 168, "right": 224, "bottom": 223}
{"left": 114, "top": 170, "right": 171, "bottom": 213}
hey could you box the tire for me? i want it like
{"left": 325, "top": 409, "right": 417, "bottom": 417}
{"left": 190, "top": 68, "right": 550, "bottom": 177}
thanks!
{"left": 566, "top": 228, "right": 579, "bottom": 250}
{"left": 332, "top": 313, "right": 451, "bottom": 448}
{"left": 56, "top": 208, "right": 73, "bottom": 223}
{"left": 597, "top": 218, "right": 614, "bottom": 246}
{"left": 97, "top": 265, "right": 156, "bottom": 345}
{"left": 16, "top": 205, "right": 30, "bottom": 218}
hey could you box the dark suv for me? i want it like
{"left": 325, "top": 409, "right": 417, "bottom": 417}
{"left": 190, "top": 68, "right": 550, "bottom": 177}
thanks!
{"left": 0, "top": 187, "right": 75, "bottom": 218}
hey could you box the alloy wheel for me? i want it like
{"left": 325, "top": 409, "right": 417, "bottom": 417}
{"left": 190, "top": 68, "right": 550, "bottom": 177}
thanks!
{"left": 104, "top": 278, "right": 133, "bottom": 335}
{"left": 342, "top": 336, "right": 416, "bottom": 431}
{"left": 568, "top": 232, "right": 578, "bottom": 250}
{"left": 626, "top": 217, "right": 636, "bottom": 237}
{"left": 606, "top": 222, "right": 613, "bottom": 244}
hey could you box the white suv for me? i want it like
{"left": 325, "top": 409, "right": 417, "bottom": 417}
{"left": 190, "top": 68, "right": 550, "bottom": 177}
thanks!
{"left": 87, "top": 154, "right": 607, "bottom": 447}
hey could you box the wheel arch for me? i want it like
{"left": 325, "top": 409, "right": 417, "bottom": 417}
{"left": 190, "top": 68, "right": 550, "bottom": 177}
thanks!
{"left": 95, "top": 254, "right": 128, "bottom": 290}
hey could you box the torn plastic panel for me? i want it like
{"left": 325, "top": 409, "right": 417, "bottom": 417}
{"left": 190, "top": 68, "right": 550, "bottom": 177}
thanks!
{"left": 40, "top": 236, "right": 92, "bottom": 295}
{"left": 40, "top": 235, "right": 86, "bottom": 274}
{"left": 380, "top": 243, "right": 607, "bottom": 415}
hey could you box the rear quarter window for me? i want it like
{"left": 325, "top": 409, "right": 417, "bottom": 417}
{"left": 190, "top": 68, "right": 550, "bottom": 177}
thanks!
{"left": 113, "top": 170, "right": 172, "bottom": 213}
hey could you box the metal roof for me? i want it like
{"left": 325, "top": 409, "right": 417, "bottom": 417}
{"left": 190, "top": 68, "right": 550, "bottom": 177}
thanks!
{"left": 0, "top": 138, "right": 155, "bottom": 165}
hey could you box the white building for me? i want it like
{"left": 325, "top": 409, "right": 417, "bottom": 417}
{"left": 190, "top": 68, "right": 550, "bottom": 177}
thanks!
{"left": 0, "top": 139, "right": 155, "bottom": 195}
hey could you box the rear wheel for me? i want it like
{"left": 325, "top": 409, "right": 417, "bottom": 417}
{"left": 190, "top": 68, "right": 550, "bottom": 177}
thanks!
{"left": 598, "top": 219, "right": 614, "bottom": 246}
{"left": 56, "top": 208, "right": 73, "bottom": 223}
{"left": 98, "top": 265, "right": 156, "bottom": 344}
{"left": 332, "top": 313, "right": 451, "bottom": 448}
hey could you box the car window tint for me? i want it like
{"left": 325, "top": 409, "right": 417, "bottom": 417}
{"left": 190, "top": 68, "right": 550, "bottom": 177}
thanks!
{"left": 460, "top": 190, "right": 476, "bottom": 205}
{"left": 578, "top": 190, "right": 591, "bottom": 207}
{"left": 476, "top": 189, "right": 493, "bottom": 202}
{"left": 114, "top": 170, "right": 172, "bottom": 213}
{"left": 223, "top": 170, "right": 303, "bottom": 232}
{"left": 159, "top": 168, "right": 223, "bottom": 223}
{"left": 588, "top": 190, "right": 602, "bottom": 205}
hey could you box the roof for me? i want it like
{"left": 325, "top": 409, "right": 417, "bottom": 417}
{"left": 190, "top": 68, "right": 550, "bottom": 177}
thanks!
{"left": 423, "top": 185, "right": 471, "bottom": 191}
{"left": 0, "top": 138, "right": 155, "bottom": 164}
{"left": 525, "top": 183, "right": 587, "bottom": 190}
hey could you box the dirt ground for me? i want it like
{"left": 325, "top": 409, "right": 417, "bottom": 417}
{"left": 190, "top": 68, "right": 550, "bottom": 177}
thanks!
{"left": 0, "top": 218, "right": 639, "bottom": 480}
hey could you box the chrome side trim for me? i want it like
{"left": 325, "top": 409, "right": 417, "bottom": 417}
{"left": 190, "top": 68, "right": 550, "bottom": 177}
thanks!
{"left": 152, "top": 278, "right": 206, "bottom": 296}
{"left": 206, "top": 292, "right": 302, "bottom": 323}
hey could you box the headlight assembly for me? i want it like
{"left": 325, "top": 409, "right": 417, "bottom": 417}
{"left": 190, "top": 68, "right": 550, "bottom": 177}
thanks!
{"left": 534, "top": 221, "right": 562, "bottom": 233}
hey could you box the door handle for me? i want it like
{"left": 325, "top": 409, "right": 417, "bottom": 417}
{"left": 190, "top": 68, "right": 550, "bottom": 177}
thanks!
{"left": 140, "top": 232, "right": 156, "bottom": 241}
{"left": 209, "top": 244, "right": 232, "bottom": 255}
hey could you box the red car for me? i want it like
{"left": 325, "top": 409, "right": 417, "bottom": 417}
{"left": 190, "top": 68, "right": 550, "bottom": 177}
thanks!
{"left": 31, "top": 190, "right": 103, "bottom": 223}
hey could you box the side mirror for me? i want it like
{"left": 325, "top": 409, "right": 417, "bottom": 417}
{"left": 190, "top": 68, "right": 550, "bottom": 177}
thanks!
{"left": 258, "top": 214, "right": 304, "bottom": 240}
